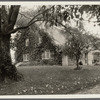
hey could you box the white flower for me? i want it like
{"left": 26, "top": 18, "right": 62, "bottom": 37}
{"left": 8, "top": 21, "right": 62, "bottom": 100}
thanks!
{"left": 46, "top": 84, "right": 49, "bottom": 87}
{"left": 58, "top": 88, "right": 60, "bottom": 90}
{"left": 31, "top": 87, "right": 33, "bottom": 91}
{"left": 61, "top": 85, "right": 64, "bottom": 88}
{"left": 51, "top": 90, "right": 54, "bottom": 93}
{"left": 77, "top": 81, "right": 80, "bottom": 84}
{"left": 23, "top": 89, "right": 27, "bottom": 92}
{"left": 34, "top": 90, "right": 37, "bottom": 94}
{"left": 18, "top": 92, "right": 20, "bottom": 94}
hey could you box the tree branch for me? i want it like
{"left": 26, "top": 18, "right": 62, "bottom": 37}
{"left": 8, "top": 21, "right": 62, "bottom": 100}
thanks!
{"left": 9, "top": 18, "right": 71, "bottom": 35}
{"left": 7, "top": 5, "right": 75, "bottom": 35}
{"left": 19, "top": 12, "right": 32, "bottom": 20}
{"left": 8, "top": 5, "right": 55, "bottom": 34}
{"left": 8, "top": 19, "right": 43, "bottom": 34}
{"left": 28, "top": 5, "right": 55, "bottom": 25}
{"left": 8, "top": 5, "right": 20, "bottom": 30}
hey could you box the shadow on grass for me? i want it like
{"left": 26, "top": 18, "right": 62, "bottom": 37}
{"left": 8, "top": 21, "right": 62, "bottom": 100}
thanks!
{"left": 0, "top": 65, "right": 100, "bottom": 95}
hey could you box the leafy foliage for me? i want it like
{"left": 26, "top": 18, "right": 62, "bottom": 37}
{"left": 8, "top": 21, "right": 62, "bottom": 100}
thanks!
{"left": 14, "top": 24, "right": 62, "bottom": 65}
{"left": 62, "top": 27, "right": 100, "bottom": 69}
{"left": 80, "top": 5, "right": 100, "bottom": 21}
{"left": 63, "top": 28, "right": 85, "bottom": 68}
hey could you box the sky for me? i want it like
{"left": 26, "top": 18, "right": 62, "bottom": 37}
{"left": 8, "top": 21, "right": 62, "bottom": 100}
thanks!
{"left": 82, "top": 12, "right": 100, "bottom": 37}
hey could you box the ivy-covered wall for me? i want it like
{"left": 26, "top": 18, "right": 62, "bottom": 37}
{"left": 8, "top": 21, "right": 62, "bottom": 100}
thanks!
{"left": 15, "top": 24, "right": 62, "bottom": 65}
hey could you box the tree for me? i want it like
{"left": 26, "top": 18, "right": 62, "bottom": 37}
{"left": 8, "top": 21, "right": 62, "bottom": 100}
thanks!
{"left": 62, "top": 27, "right": 92, "bottom": 69}
{"left": 0, "top": 6, "right": 22, "bottom": 81}
{"left": 0, "top": 5, "right": 68, "bottom": 81}
{"left": 0, "top": 5, "right": 54, "bottom": 81}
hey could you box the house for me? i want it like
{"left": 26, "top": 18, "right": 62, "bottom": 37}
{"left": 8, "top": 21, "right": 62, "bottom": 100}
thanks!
{"left": 15, "top": 24, "right": 62, "bottom": 65}
{"left": 87, "top": 50, "right": 100, "bottom": 65}
{"left": 62, "top": 38, "right": 100, "bottom": 66}
{"left": 15, "top": 24, "right": 100, "bottom": 66}
{"left": 62, "top": 50, "right": 100, "bottom": 66}
{"left": 61, "top": 18, "right": 100, "bottom": 66}
{"left": 14, "top": 17, "right": 100, "bottom": 66}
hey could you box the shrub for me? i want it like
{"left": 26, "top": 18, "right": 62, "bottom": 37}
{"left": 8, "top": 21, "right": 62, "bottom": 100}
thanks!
{"left": 41, "top": 59, "right": 55, "bottom": 65}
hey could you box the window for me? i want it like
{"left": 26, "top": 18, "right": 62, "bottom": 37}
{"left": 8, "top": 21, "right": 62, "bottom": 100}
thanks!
{"left": 42, "top": 50, "right": 51, "bottom": 59}
{"left": 38, "top": 37, "right": 42, "bottom": 44}
{"left": 25, "top": 39, "right": 29, "bottom": 46}
{"left": 23, "top": 54, "right": 29, "bottom": 61}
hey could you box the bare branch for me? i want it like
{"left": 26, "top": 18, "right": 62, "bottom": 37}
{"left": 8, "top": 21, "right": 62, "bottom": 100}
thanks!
{"left": 19, "top": 12, "right": 32, "bottom": 20}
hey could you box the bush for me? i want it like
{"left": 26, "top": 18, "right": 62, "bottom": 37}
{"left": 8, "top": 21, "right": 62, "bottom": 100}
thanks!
{"left": 41, "top": 59, "right": 55, "bottom": 65}
{"left": 16, "top": 59, "right": 60, "bottom": 67}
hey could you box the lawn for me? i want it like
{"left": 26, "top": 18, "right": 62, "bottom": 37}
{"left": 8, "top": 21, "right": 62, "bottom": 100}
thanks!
{"left": 0, "top": 65, "right": 100, "bottom": 95}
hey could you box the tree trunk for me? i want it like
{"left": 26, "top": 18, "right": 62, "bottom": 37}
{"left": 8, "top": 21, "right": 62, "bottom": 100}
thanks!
{"left": 0, "top": 34, "right": 23, "bottom": 81}
{"left": 74, "top": 57, "right": 81, "bottom": 70}
{"left": 76, "top": 59, "right": 79, "bottom": 69}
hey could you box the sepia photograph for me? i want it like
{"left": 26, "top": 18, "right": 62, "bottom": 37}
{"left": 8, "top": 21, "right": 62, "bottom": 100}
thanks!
{"left": 1, "top": 1, "right": 100, "bottom": 98}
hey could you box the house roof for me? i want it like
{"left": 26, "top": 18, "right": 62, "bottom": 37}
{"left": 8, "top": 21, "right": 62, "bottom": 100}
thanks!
{"left": 32, "top": 22, "right": 66, "bottom": 45}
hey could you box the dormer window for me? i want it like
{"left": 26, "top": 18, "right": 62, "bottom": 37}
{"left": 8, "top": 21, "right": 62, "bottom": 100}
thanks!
{"left": 25, "top": 38, "right": 29, "bottom": 47}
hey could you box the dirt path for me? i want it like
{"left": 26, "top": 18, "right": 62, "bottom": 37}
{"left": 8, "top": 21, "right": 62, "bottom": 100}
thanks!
{"left": 75, "top": 84, "right": 100, "bottom": 94}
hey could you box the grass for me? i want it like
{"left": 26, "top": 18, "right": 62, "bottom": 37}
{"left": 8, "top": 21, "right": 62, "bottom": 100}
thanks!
{"left": 0, "top": 65, "right": 100, "bottom": 95}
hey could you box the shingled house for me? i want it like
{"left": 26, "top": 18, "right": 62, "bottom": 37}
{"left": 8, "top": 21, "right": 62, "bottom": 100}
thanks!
{"left": 15, "top": 24, "right": 62, "bottom": 65}
{"left": 14, "top": 18, "right": 100, "bottom": 66}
